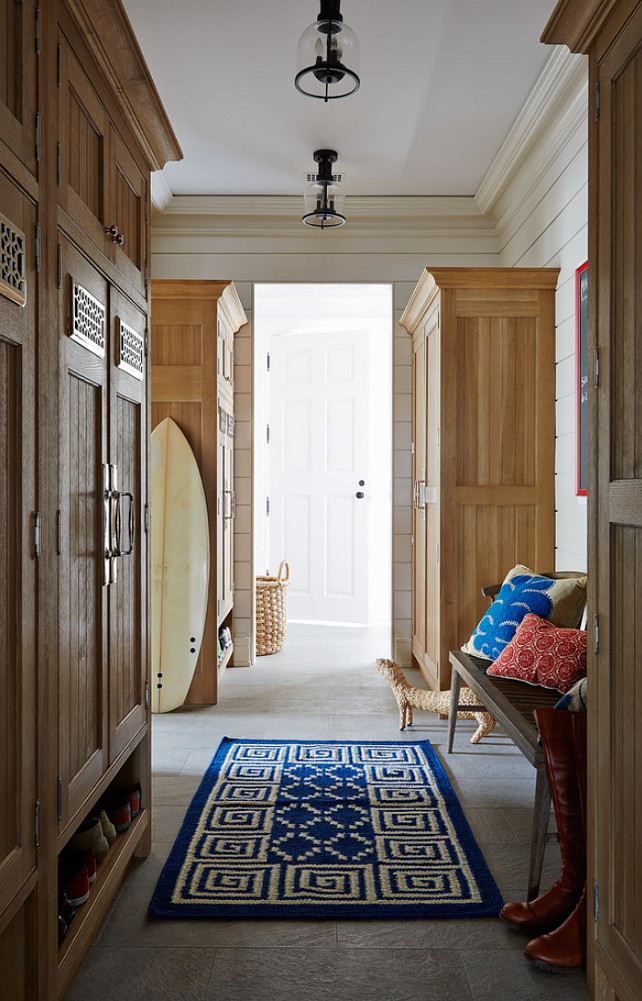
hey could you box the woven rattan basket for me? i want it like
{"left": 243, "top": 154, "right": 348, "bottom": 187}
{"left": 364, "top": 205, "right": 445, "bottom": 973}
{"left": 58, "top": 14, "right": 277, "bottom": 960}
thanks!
{"left": 255, "top": 560, "right": 290, "bottom": 656}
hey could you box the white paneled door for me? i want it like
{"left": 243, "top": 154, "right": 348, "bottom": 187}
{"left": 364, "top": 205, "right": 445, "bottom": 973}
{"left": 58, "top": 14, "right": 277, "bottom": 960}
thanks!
{"left": 268, "top": 330, "right": 370, "bottom": 623}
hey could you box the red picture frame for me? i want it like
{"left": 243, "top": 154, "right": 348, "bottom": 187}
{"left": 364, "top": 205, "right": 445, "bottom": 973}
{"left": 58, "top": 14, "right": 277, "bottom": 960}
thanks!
{"left": 575, "top": 261, "right": 588, "bottom": 496}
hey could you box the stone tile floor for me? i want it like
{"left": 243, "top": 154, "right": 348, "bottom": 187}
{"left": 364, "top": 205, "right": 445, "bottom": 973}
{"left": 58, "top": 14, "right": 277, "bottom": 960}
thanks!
{"left": 65, "top": 624, "right": 589, "bottom": 1000}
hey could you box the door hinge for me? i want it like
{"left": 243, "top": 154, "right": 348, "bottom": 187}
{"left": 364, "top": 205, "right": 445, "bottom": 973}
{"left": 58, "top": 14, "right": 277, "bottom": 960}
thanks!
{"left": 35, "top": 112, "right": 40, "bottom": 161}
{"left": 35, "top": 799, "right": 40, "bottom": 850}
{"left": 145, "top": 194, "right": 149, "bottom": 224}
{"left": 145, "top": 259, "right": 149, "bottom": 292}
{"left": 266, "top": 496, "right": 270, "bottom": 516}
{"left": 595, "top": 81, "right": 600, "bottom": 122}
{"left": 35, "top": 224, "right": 40, "bottom": 273}
{"left": 56, "top": 510, "right": 62, "bottom": 555}
{"left": 267, "top": 351, "right": 271, "bottom": 372}
{"left": 594, "top": 348, "right": 599, "bottom": 388}
{"left": 594, "top": 880, "right": 599, "bottom": 921}
{"left": 594, "top": 613, "right": 599, "bottom": 654}
{"left": 266, "top": 423, "right": 270, "bottom": 444}
{"left": 57, "top": 243, "right": 62, "bottom": 289}
{"left": 35, "top": 7, "right": 40, "bottom": 55}
{"left": 144, "top": 504, "right": 150, "bottom": 533}
{"left": 56, "top": 142, "right": 61, "bottom": 186}
{"left": 144, "top": 327, "right": 149, "bottom": 357}
{"left": 33, "top": 511, "right": 41, "bottom": 559}
{"left": 57, "top": 42, "right": 61, "bottom": 86}
{"left": 57, "top": 777, "right": 62, "bottom": 821}
{"left": 145, "top": 679, "right": 150, "bottom": 709}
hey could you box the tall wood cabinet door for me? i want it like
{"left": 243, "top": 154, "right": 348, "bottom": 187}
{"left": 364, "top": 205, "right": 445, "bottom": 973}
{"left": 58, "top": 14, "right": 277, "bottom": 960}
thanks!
{"left": 57, "top": 34, "right": 110, "bottom": 258}
{"left": 108, "top": 288, "right": 147, "bottom": 759}
{"left": 424, "top": 315, "right": 440, "bottom": 686}
{"left": 108, "top": 128, "right": 147, "bottom": 298}
{"left": 0, "top": 0, "right": 37, "bottom": 175}
{"left": 411, "top": 334, "right": 427, "bottom": 661}
{"left": 223, "top": 433, "right": 234, "bottom": 613}
{"left": 57, "top": 238, "right": 109, "bottom": 830}
{"left": 592, "top": 7, "right": 642, "bottom": 996}
{"left": 0, "top": 179, "right": 36, "bottom": 915}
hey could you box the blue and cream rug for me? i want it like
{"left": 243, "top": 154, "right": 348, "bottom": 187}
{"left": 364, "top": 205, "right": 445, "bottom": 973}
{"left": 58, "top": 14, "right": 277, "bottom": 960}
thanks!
{"left": 149, "top": 737, "right": 502, "bottom": 919}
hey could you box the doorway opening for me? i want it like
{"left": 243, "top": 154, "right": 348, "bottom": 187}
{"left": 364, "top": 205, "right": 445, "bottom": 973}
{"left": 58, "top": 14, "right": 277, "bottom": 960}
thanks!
{"left": 253, "top": 284, "right": 393, "bottom": 634}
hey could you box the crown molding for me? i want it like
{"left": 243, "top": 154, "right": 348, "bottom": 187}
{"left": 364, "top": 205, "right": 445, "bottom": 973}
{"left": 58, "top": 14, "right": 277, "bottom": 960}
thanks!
{"left": 151, "top": 195, "right": 497, "bottom": 241}
{"left": 151, "top": 171, "right": 174, "bottom": 212}
{"left": 475, "top": 46, "right": 588, "bottom": 218}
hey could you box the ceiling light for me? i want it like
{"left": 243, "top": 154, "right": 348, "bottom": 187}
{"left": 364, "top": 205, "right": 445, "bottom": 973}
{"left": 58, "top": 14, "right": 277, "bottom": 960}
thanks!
{"left": 302, "top": 150, "right": 346, "bottom": 229}
{"left": 295, "top": 0, "right": 360, "bottom": 102}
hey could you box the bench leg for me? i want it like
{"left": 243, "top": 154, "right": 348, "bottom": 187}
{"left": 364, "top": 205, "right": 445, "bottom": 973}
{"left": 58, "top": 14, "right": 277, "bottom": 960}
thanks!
{"left": 447, "top": 668, "right": 462, "bottom": 753}
{"left": 527, "top": 764, "right": 551, "bottom": 901}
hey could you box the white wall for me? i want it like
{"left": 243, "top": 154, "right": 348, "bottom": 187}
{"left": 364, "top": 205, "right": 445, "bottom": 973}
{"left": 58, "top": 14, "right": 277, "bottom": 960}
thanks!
{"left": 476, "top": 46, "right": 589, "bottom": 572}
{"left": 150, "top": 48, "right": 590, "bottom": 666}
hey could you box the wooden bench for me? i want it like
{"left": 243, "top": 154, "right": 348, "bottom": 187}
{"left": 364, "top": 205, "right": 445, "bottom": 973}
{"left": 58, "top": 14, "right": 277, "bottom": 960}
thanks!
{"left": 447, "top": 573, "right": 586, "bottom": 901}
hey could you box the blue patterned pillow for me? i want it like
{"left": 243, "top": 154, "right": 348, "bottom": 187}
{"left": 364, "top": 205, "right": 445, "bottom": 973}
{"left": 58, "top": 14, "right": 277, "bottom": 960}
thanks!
{"left": 462, "top": 565, "right": 587, "bottom": 661}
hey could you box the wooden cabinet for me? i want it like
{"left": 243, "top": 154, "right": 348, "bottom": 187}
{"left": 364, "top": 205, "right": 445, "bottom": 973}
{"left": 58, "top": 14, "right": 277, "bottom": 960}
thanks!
{"left": 151, "top": 280, "right": 247, "bottom": 705}
{"left": 0, "top": 1, "right": 181, "bottom": 998}
{"left": 543, "top": 4, "right": 642, "bottom": 999}
{"left": 401, "top": 268, "right": 558, "bottom": 691}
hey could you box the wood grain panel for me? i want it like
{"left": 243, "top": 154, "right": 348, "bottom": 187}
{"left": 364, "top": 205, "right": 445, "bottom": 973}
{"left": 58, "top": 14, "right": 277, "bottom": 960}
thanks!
{"left": 0, "top": 338, "right": 19, "bottom": 864}
{"left": 151, "top": 324, "right": 203, "bottom": 366}
{"left": 0, "top": 0, "right": 36, "bottom": 174}
{"left": 1, "top": 0, "right": 20, "bottom": 118}
{"left": 115, "top": 396, "right": 141, "bottom": 725}
{"left": 68, "top": 87, "right": 103, "bottom": 221}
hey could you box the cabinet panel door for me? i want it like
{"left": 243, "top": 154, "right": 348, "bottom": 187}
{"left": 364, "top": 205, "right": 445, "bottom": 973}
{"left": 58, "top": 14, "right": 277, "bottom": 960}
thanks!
{"left": 424, "top": 318, "right": 440, "bottom": 683}
{"left": 58, "top": 238, "right": 109, "bottom": 831}
{"left": 57, "top": 33, "right": 110, "bottom": 258}
{"left": 0, "top": 0, "right": 37, "bottom": 175}
{"left": 0, "top": 177, "right": 36, "bottom": 914}
{"left": 108, "top": 288, "right": 147, "bottom": 758}
{"left": 411, "top": 335, "right": 426, "bottom": 660}
{"left": 109, "top": 128, "right": 147, "bottom": 297}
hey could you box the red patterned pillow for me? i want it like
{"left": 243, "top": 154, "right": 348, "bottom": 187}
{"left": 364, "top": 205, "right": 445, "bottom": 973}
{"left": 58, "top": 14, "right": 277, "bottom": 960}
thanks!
{"left": 487, "top": 613, "right": 587, "bottom": 693}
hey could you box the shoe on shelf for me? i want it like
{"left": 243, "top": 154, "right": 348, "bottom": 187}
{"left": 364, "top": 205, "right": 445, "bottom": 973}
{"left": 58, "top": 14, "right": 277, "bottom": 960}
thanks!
{"left": 58, "top": 914, "right": 68, "bottom": 947}
{"left": 63, "top": 847, "right": 96, "bottom": 884}
{"left": 94, "top": 808, "right": 117, "bottom": 845}
{"left": 58, "top": 857, "right": 90, "bottom": 907}
{"left": 58, "top": 891, "right": 76, "bottom": 929}
{"left": 102, "top": 791, "right": 132, "bottom": 833}
{"left": 68, "top": 815, "right": 110, "bottom": 862}
{"left": 124, "top": 783, "right": 141, "bottom": 819}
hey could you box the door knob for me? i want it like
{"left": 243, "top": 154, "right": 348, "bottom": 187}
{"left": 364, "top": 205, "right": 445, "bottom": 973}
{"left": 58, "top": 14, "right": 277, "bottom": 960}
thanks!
{"left": 358, "top": 479, "right": 365, "bottom": 486}
{"left": 356, "top": 491, "right": 364, "bottom": 499}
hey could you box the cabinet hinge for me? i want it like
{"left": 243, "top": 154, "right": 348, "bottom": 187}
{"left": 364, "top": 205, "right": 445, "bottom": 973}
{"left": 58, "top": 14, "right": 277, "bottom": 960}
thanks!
{"left": 145, "top": 259, "right": 149, "bottom": 292}
{"left": 266, "top": 496, "right": 270, "bottom": 516}
{"left": 57, "top": 777, "right": 62, "bottom": 821}
{"left": 33, "top": 511, "right": 41, "bottom": 559}
{"left": 57, "top": 43, "right": 61, "bottom": 87}
{"left": 57, "top": 243, "right": 62, "bottom": 289}
{"left": 145, "top": 680, "right": 150, "bottom": 709}
{"left": 144, "top": 327, "right": 149, "bottom": 357}
{"left": 594, "top": 613, "right": 599, "bottom": 654}
{"left": 145, "top": 194, "right": 149, "bottom": 224}
{"left": 56, "top": 510, "right": 62, "bottom": 555}
{"left": 35, "top": 224, "right": 40, "bottom": 272}
{"left": 35, "top": 113, "right": 40, "bottom": 160}
{"left": 56, "top": 142, "right": 61, "bottom": 186}
{"left": 35, "top": 7, "right": 40, "bottom": 55}
{"left": 411, "top": 441, "right": 414, "bottom": 455}
{"left": 35, "top": 799, "right": 40, "bottom": 850}
{"left": 267, "top": 351, "right": 271, "bottom": 372}
{"left": 595, "top": 81, "right": 600, "bottom": 122}
{"left": 266, "top": 423, "right": 270, "bottom": 444}
{"left": 436, "top": 542, "right": 439, "bottom": 563}
{"left": 144, "top": 504, "right": 150, "bottom": 534}
{"left": 594, "top": 880, "right": 599, "bottom": 921}
{"left": 594, "top": 348, "right": 599, "bottom": 388}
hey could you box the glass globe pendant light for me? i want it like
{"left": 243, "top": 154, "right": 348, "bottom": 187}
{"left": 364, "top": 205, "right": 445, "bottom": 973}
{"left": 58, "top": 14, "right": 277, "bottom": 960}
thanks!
{"left": 295, "top": 0, "right": 360, "bottom": 102}
{"left": 302, "top": 150, "right": 346, "bottom": 229}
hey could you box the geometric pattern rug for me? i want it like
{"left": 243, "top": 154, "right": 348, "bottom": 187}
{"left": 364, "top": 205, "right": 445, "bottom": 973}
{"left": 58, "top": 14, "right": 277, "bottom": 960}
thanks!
{"left": 149, "top": 737, "right": 503, "bottom": 919}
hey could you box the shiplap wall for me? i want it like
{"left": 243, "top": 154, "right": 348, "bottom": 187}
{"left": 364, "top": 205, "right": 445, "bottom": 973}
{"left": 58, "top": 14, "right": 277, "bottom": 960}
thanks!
{"left": 477, "top": 47, "right": 589, "bottom": 571}
{"left": 150, "top": 47, "right": 590, "bottom": 666}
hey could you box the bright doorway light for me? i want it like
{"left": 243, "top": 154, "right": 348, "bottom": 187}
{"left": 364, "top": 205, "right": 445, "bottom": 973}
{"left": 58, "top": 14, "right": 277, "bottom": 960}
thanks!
{"left": 254, "top": 284, "right": 392, "bottom": 627}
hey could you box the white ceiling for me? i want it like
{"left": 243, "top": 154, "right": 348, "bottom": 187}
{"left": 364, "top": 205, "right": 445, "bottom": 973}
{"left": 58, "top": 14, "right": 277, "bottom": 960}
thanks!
{"left": 123, "top": 0, "right": 559, "bottom": 198}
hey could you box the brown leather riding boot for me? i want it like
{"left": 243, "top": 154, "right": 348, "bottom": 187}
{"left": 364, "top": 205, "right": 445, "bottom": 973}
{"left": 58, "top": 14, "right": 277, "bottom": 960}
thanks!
{"left": 524, "top": 712, "right": 588, "bottom": 972}
{"left": 500, "top": 709, "right": 586, "bottom": 936}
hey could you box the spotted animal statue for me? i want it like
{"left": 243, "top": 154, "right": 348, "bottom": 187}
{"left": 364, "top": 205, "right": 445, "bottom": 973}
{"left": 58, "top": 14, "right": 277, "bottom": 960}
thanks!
{"left": 375, "top": 657, "right": 497, "bottom": 744}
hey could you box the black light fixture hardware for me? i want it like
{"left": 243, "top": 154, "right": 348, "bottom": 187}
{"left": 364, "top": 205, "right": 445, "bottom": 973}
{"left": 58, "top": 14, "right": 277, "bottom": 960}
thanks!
{"left": 295, "top": 0, "right": 360, "bottom": 102}
{"left": 302, "top": 149, "right": 346, "bottom": 229}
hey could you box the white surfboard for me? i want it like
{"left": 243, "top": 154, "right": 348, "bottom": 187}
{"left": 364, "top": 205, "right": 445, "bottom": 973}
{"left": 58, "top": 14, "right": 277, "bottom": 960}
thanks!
{"left": 151, "top": 417, "right": 210, "bottom": 713}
